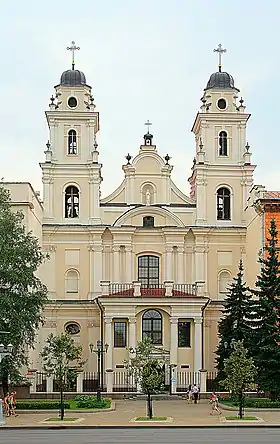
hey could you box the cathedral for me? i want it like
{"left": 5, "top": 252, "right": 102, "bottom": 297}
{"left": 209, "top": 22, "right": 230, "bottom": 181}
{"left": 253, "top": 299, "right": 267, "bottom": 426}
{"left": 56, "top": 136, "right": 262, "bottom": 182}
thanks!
{"left": 4, "top": 43, "right": 264, "bottom": 393}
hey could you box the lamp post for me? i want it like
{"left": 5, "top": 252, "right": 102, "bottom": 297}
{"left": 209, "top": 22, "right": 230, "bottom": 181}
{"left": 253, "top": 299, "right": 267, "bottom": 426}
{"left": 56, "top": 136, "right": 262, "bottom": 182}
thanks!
{"left": 89, "top": 340, "right": 109, "bottom": 402}
{"left": 0, "top": 342, "right": 13, "bottom": 426}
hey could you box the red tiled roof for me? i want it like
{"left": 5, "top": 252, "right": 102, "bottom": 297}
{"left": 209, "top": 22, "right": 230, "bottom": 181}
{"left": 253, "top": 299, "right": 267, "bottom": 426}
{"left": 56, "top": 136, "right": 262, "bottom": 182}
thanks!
{"left": 264, "top": 191, "right": 280, "bottom": 199}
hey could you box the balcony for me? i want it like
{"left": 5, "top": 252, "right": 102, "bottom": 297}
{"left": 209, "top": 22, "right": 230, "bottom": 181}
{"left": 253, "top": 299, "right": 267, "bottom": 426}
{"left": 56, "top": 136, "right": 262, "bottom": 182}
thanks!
{"left": 100, "top": 281, "right": 205, "bottom": 298}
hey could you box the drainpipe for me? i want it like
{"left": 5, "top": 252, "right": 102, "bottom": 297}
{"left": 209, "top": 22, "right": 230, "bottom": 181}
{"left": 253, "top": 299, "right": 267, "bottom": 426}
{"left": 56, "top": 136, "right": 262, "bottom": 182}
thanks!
{"left": 201, "top": 297, "right": 210, "bottom": 370}
{"left": 94, "top": 297, "right": 105, "bottom": 391}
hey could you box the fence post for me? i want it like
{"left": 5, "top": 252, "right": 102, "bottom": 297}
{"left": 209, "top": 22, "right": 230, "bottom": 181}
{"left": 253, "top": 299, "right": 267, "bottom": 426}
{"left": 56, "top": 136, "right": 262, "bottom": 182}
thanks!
{"left": 46, "top": 376, "right": 54, "bottom": 393}
{"left": 76, "top": 373, "right": 83, "bottom": 393}
{"left": 199, "top": 369, "right": 207, "bottom": 393}
{"left": 106, "top": 369, "right": 114, "bottom": 393}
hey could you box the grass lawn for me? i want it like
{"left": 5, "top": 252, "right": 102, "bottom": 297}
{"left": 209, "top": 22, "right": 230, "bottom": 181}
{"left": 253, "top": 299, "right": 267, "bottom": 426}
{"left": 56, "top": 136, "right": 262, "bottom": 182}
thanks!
{"left": 225, "top": 416, "right": 258, "bottom": 421}
{"left": 16, "top": 398, "right": 111, "bottom": 411}
{"left": 45, "top": 417, "right": 79, "bottom": 422}
{"left": 135, "top": 416, "right": 168, "bottom": 421}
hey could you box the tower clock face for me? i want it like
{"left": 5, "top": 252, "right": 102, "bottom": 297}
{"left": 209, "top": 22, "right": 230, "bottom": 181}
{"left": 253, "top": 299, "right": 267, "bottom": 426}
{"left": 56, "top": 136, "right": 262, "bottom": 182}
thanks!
{"left": 68, "top": 97, "right": 77, "bottom": 108}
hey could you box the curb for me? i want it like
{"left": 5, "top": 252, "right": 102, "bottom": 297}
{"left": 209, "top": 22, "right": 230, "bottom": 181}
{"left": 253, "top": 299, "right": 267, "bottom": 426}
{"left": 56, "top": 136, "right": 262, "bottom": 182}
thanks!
{"left": 2, "top": 424, "right": 280, "bottom": 430}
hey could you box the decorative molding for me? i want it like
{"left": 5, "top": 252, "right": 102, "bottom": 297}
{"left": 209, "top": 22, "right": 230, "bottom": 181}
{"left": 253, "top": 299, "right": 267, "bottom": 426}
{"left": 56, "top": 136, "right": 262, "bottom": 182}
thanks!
{"left": 170, "top": 317, "right": 178, "bottom": 324}
{"left": 129, "top": 318, "right": 137, "bottom": 324}
{"left": 193, "top": 317, "right": 203, "bottom": 324}
{"left": 43, "top": 321, "right": 57, "bottom": 328}
{"left": 104, "top": 316, "right": 113, "bottom": 324}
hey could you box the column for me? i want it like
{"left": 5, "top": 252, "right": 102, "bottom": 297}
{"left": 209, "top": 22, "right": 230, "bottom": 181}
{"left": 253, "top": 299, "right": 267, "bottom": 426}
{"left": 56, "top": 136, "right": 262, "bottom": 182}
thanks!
{"left": 199, "top": 370, "right": 207, "bottom": 393}
{"left": 104, "top": 317, "right": 113, "bottom": 370}
{"left": 194, "top": 317, "right": 202, "bottom": 376}
{"left": 177, "top": 246, "right": 185, "bottom": 283}
{"left": 170, "top": 317, "right": 178, "bottom": 394}
{"left": 76, "top": 373, "right": 83, "bottom": 393}
{"left": 112, "top": 245, "right": 120, "bottom": 282}
{"left": 46, "top": 376, "right": 54, "bottom": 393}
{"left": 125, "top": 246, "right": 133, "bottom": 282}
{"left": 104, "top": 317, "right": 113, "bottom": 393}
{"left": 93, "top": 243, "right": 103, "bottom": 294}
{"left": 194, "top": 244, "right": 205, "bottom": 282}
{"left": 165, "top": 246, "right": 173, "bottom": 281}
{"left": 129, "top": 318, "right": 137, "bottom": 352}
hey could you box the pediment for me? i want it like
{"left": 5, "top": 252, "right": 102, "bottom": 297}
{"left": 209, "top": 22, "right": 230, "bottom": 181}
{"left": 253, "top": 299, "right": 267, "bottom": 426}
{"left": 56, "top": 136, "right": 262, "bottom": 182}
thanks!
{"left": 112, "top": 206, "right": 185, "bottom": 227}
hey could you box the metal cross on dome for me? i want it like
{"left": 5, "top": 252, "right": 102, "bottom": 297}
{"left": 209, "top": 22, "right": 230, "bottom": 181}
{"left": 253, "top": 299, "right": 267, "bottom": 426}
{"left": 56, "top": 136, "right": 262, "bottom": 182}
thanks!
{"left": 145, "top": 120, "right": 152, "bottom": 134}
{"left": 213, "top": 44, "right": 227, "bottom": 72}
{"left": 67, "top": 41, "right": 80, "bottom": 70}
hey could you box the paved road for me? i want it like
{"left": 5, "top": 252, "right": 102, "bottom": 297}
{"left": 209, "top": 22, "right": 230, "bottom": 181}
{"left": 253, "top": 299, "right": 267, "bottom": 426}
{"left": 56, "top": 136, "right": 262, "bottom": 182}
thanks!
{"left": 2, "top": 428, "right": 280, "bottom": 444}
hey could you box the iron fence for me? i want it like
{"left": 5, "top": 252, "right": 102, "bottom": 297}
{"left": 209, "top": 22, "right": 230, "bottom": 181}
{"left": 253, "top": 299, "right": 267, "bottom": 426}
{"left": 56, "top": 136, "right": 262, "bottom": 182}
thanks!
{"left": 35, "top": 372, "right": 47, "bottom": 392}
{"left": 176, "top": 371, "right": 201, "bottom": 392}
{"left": 82, "top": 372, "right": 99, "bottom": 392}
{"left": 113, "top": 370, "right": 137, "bottom": 392}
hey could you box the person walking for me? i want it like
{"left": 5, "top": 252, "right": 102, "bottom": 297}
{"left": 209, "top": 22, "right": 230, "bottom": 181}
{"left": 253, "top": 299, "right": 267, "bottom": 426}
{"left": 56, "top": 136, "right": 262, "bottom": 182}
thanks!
{"left": 209, "top": 392, "right": 221, "bottom": 415}
{"left": 192, "top": 384, "right": 199, "bottom": 404}
{"left": 3, "top": 393, "right": 10, "bottom": 416}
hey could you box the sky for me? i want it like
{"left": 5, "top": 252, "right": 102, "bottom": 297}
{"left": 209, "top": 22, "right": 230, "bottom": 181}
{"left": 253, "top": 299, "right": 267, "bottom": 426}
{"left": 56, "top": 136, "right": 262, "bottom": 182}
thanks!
{"left": 0, "top": 0, "right": 280, "bottom": 198}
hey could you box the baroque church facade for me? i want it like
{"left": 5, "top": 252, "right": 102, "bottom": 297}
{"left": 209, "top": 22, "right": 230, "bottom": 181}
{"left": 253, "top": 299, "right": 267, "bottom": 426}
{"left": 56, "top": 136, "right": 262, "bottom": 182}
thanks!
{"left": 5, "top": 45, "right": 263, "bottom": 391}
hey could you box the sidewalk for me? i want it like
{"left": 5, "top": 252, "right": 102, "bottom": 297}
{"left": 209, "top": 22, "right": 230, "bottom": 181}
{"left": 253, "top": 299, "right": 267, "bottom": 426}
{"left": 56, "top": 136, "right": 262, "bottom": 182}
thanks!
{"left": 2, "top": 399, "right": 280, "bottom": 427}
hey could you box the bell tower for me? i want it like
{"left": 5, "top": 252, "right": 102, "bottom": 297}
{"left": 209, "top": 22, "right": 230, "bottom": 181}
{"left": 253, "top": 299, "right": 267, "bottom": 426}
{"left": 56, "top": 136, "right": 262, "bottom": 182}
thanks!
{"left": 189, "top": 44, "right": 255, "bottom": 226}
{"left": 40, "top": 41, "right": 102, "bottom": 225}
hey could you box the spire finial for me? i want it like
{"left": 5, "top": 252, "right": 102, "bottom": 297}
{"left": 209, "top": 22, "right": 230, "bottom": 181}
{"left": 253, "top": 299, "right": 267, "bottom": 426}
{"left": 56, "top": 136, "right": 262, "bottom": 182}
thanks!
{"left": 67, "top": 41, "right": 80, "bottom": 70}
{"left": 213, "top": 44, "right": 227, "bottom": 72}
{"left": 144, "top": 119, "right": 152, "bottom": 134}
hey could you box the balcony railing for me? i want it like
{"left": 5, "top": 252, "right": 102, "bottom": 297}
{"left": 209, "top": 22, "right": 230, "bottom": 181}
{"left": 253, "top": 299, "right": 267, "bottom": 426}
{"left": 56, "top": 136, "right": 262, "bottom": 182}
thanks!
{"left": 102, "top": 281, "right": 205, "bottom": 298}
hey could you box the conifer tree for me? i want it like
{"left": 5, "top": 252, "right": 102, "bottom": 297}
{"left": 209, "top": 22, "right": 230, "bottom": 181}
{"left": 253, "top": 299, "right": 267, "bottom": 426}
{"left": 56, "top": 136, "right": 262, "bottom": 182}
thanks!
{"left": 249, "top": 218, "right": 280, "bottom": 399}
{"left": 216, "top": 260, "right": 252, "bottom": 382}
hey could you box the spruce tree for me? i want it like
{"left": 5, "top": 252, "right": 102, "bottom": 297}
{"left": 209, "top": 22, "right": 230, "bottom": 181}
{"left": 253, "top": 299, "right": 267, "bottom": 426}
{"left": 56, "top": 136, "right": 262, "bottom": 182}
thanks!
{"left": 249, "top": 218, "right": 280, "bottom": 399}
{"left": 216, "top": 260, "right": 252, "bottom": 382}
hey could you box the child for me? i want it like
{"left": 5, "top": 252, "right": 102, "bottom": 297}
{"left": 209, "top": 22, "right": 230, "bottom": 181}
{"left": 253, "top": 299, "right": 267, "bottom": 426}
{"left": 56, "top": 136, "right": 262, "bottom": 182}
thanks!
{"left": 209, "top": 392, "right": 221, "bottom": 415}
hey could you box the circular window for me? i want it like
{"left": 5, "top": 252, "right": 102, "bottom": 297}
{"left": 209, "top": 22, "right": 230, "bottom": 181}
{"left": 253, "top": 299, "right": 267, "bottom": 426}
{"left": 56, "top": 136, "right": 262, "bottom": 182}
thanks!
{"left": 68, "top": 97, "right": 77, "bottom": 108}
{"left": 65, "top": 323, "right": 81, "bottom": 335}
{"left": 217, "top": 98, "right": 227, "bottom": 110}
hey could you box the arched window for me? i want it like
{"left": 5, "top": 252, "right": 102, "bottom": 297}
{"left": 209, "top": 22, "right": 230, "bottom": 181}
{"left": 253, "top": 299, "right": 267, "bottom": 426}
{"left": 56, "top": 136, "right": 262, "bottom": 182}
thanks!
{"left": 219, "top": 131, "right": 228, "bottom": 156}
{"left": 65, "top": 269, "right": 79, "bottom": 294}
{"left": 65, "top": 185, "right": 79, "bottom": 218}
{"left": 218, "top": 270, "right": 232, "bottom": 298}
{"left": 138, "top": 255, "right": 159, "bottom": 288}
{"left": 217, "top": 187, "right": 231, "bottom": 220}
{"left": 143, "top": 216, "right": 154, "bottom": 228}
{"left": 68, "top": 129, "right": 77, "bottom": 155}
{"left": 142, "top": 309, "right": 162, "bottom": 344}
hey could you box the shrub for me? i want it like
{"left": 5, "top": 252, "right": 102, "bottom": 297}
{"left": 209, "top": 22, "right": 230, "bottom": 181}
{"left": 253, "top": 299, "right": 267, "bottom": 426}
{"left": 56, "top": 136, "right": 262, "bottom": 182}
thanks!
{"left": 74, "top": 395, "right": 111, "bottom": 409}
{"left": 16, "top": 401, "right": 70, "bottom": 410}
{"left": 222, "top": 397, "right": 280, "bottom": 408}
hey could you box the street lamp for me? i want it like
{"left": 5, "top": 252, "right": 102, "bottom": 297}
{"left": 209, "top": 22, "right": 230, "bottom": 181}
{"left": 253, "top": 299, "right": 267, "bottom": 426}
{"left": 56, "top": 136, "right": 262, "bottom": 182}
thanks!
{"left": 89, "top": 340, "right": 109, "bottom": 402}
{"left": 224, "top": 338, "right": 236, "bottom": 351}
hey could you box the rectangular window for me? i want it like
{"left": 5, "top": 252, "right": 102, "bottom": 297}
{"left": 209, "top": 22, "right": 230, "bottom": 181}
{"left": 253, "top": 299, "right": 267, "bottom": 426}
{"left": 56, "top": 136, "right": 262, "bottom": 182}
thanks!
{"left": 114, "top": 322, "right": 127, "bottom": 348}
{"left": 178, "top": 321, "right": 191, "bottom": 347}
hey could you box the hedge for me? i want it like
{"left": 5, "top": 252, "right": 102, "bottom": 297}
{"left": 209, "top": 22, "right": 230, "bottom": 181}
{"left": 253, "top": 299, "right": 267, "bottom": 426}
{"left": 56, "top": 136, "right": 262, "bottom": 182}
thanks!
{"left": 74, "top": 395, "right": 111, "bottom": 409}
{"left": 16, "top": 401, "right": 70, "bottom": 410}
{"left": 222, "top": 398, "right": 280, "bottom": 409}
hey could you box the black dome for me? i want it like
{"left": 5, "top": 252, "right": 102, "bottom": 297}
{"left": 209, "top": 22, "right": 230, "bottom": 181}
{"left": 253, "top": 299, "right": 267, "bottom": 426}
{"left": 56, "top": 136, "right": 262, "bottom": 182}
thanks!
{"left": 60, "top": 69, "right": 87, "bottom": 86}
{"left": 205, "top": 71, "right": 238, "bottom": 91}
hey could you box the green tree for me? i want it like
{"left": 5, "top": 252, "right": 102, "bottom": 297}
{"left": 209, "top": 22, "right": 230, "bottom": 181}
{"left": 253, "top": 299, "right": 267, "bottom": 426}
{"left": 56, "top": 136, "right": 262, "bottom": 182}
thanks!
{"left": 124, "top": 338, "right": 166, "bottom": 419}
{"left": 41, "top": 332, "right": 86, "bottom": 420}
{"left": 216, "top": 260, "right": 252, "bottom": 382}
{"left": 249, "top": 218, "right": 280, "bottom": 399}
{"left": 0, "top": 184, "right": 48, "bottom": 393}
{"left": 222, "top": 340, "right": 257, "bottom": 418}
